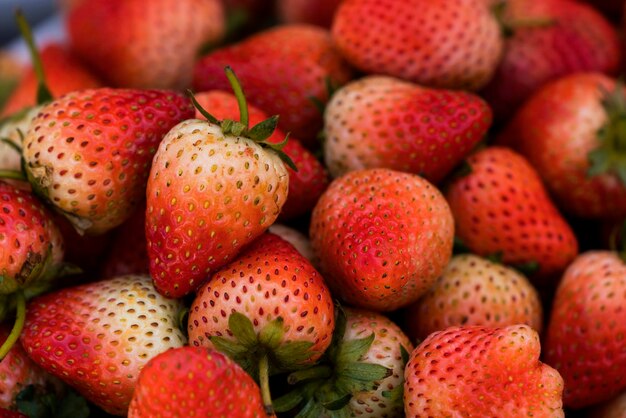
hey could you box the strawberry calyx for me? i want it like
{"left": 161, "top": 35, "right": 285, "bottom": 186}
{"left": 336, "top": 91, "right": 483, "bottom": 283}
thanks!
{"left": 188, "top": 66, "right": 297, "bottom": 171}
{"left": 15, "top": 9, "right": 52, "bottom": 105}
{"left": 589, "top": 83, "right": 626, "bottom": 186}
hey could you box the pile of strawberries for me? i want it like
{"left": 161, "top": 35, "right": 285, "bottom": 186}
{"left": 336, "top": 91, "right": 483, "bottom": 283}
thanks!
{"left": 0, "top": 0, "right": 625, "bottom": 417}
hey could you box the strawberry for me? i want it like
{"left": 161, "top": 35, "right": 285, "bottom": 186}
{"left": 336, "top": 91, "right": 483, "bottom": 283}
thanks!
{"left": 445, "top": 146, "right": 578, "bottom": 282}
{"left": 405, "top": 254, "right": 543, "bottom": 342}
{"left": 128, "top": 346, "right": 266, "bottom": 418}
{"left": 67, "top": 0, "right": 225, "bottom": 89}
{"left": 147, "top": 70, "right": 292, "bottom": 298}
{"left": 22, "top": 88, "right": 193, "bottom": 235}
{"left": 268, "top": 224, "right": 315, "bottom": 265}
{"left": 277, "top": 0, "right": 342, "bottom": 27}
{"left": 188, "top": 233, "right": 335, "bottom": 414}
{"left": 331, "top": 0, "right": 503, "bottom": 91}
{"left": 544, "top": 251, "right": 626, "bottom": 409}
{"left": 193, "top": 24, "right": 353, "bottom": 145}
{"left": 193, "top": 90, "right": 329, "bottom": 220}
{"left": 100, "top": 206, "right": 149, "bottom": 278}
{"left": 482, "top": 0, "right": 620, "bottom": 121}
{"left": 1, "top": 44, "right": 101, "bottom": 118}
{"left": 498, "top": 73, "right": 626, "bottom": 219}
{"left": 323, "top": 75, "right": 493, "bottom": 183}
{"left": 0, "top": 410, "right": 26, "bottom": 418}
{"left": 19, "top": 275, "right": 187, "bottom": 415}
{"left": 309, "top": 168, "right": 454, "bottom": 311}
{"left": 404, "top": 325, "right": 564, "bottom": 417}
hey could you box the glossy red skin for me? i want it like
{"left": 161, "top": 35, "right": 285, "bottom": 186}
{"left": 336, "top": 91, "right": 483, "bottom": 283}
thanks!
{"left": 128, "top": 347, "right": 265, "bottom": 417}
{"left": 1, "top": 44, "right": 102, "bottom": 117}
{"left": 545, "top": 251, "right": 626, "bottom": 409}
{"left": 310, "top": 168, "right": 454, "bottom": 311}
{"left": 193, "top": 24, "right": 353, "bottom": 146}
{"left": 277, "top": 0, "right": 342, "bottom": 27}
{"left": 445, "top": 147, "right": 578, "bottom": 282}
{"left": 482, "top": 0, "right": 620, "bottom": 121}
{"left": 498, "top": 73, "right": 626, "bottom": 219}
{"left": 193, "top": 91, "right": 329, "bottom": 220}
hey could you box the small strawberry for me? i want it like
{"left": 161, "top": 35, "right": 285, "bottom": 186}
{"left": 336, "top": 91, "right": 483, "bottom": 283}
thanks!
{"left": 332, "top": 0, "right": 503, "bottom": 90}
{"left": 22, "top": 88, "right": 193, "bottom": 235}
{"left": 404, "top": 325, "right": 564, "bottom": 417}
{"left": 544, "top": 251, "right": 626, "bottom": 409}
{"left": 482, "top": 0, "right": 620, "bottom": 121}
{"left": 193, "top": 24, "right": 353, "bottom": 145}
{"left": 188, "top": 233, "right": 335, "bottom": 414}
{"left": 324, "top": 75, "right": 492, "bottom": 183}
{"left": 277, "top": 0, "right": 342, "bottom": 27}
{"left": 128, "top": 346, "right": 267, "bottom": 418}
{"left": 445, "top": 146, "right": 578, "bottom": 282}
{"left": 498, "top": 73, "right": 626, "bottom": 219}
{"left": 310, "top": 168, "right": 454, "bottom": 311}
{"left": 67, "top": 0, "right": 225, "bottom": 89}
{"left": 147, "top": 69, "right": 292, "bottom": 298}
{"left": 405, "top": 254, "right": 543, "bottom": 342}
{"left": 19, "top": 275, "right": 187, "bottom": 416}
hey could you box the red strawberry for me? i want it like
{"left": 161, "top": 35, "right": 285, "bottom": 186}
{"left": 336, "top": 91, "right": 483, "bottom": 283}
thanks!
{"left": 128, "top": 346, "right": 266, "bottom": 418}
{"left": 277, "top": 0, "right": 342, "bottom": 27}
{"left": 544, "top": 251, "right": 626, "bottom": 408}
{"left": 404, "top": 325, "right": 564, "bottom": 417}
{"left": 193, "top": 24, "right": 353, "bottom": 145}
{"left": 22, "top": 88, "right": 193, "bottom": 235}
{"left": 405, "top": 254, "right": 543, "bottom": 342}
{"left": 67, "top": 0, "right": 225, "bottom": 89}
{"left": 482, "top": 0, "right": 620, "bottom": 121}
{"left": 0, "top": 410, "right": 26, "bottom": 418}
{"left": 332, "top": 0, "right": 503, "bottom": 90}
{"left": 100, "top": 206, "right": 149, "bottom": 278}
{"left": 1, "top": 44, "right": 101, "bottom": 118}
{"left": 498, "top": 73, "right": 626, "bottom": 219}
{"left": 188, "top": 233, "right": 335, "bottom": 413}
{"left": 445, "top": 146, "right": 578, "bottom": 282}
{"left": 324, "top": 75, "right": 492, "bottom": 183}
{"left": 193, "top": 90, "right": 329, "bottom": 220}
{"left": 20, "top": 275, "right": 187, "bottom": 415}
{"left": 310, "top": 168, "right": 454, "bottom": 311}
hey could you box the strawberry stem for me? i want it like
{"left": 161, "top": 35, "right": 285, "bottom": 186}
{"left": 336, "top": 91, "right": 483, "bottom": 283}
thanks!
{"left": 224, "top": 66, "right": 249, "bottom": 130}
{"left": 0, "top": 290, "right": 26, "bottom": 360}
{"left": 15, "top": 9, "right": 52, "bottom": 104}
{"left": 259, "top": 353, "right": 274, "bottom": 416}
{"left": 0, "top": 170, "right": 27, "bottom": 182}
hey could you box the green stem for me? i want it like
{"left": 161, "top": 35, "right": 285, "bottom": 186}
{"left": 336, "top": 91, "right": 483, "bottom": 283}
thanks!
{"left": 259, "top": 354, "right": 274, "bottom": 416}
{"left": 0, "top": 170, "right": 27, "bottom": 182}
{"left": 15, "top": 10, "right": 52, "bottom": 104}
{"left": 224, "top": 66, "right": 249, "bottom": 130}
{"left": 0, "top": 291, "right": 26, "bottom": 360}
{"left": 288, "top": 365, "right": 333, "bottom": 385}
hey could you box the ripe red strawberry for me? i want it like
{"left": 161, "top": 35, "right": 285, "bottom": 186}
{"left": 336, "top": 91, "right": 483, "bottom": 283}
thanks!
{"left": 193, "top": 24, "right": 353, "bottom": 145}
{"left": 332, "top": 0, "right": 503, "bottom": 91}
{"left": 277, "top": 0, "right": 342, "bottom": 27}
{"left": 498, "top": 73, "right": 626, "bottom": 219}
{"left": 404, "top": 325, "right": 564, "bottom": 417}
{"left": 67, "top": 0, "right": 225, "bottom": 89}
{"left": 100, "top": 206, "right": 149, "bottom": 278}
{"left": 128, "top": 346, "right": 266, "bottom": 418}
{"left": 310, "top": 168, "right": 454, "bottom": 311}
{"left": 193, "top": 90, "right": 329, "bottom": 220}
{"left": 445, "top": 146, "right": 578, "bottom": 282}
{"left": 22, "top": 88, "right": 193, "bottom": 235}
{"left": 544, "top": 251, "right": 626, "bottom": 408}
{"left": 324, "top": 75, "right": 492, "bottom": 183}
{"left": 405, "top": 254, "right": 543, "bottom": 342}
{"left": 482, "top": 0, "right": 620, "bottom": 121}
{"left": 20, "top": 275, "right": 187, "bottom": 416}
{"left": 1, "top": 44, "right": 101, "bottom": 118}
{"left": 188, "top": 233, "right": 335, "bottom": 413}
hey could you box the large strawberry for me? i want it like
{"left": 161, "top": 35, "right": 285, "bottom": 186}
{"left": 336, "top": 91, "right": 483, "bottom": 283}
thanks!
{"left": 193, "top": 24, "right": 353, "bottom": 145}
{"left": 404, "top": 325, "right": 564, "bottom": 417}
{"left": 482, "top": 0, "right": 620, "bottom": 121}
{"left": 405, "top": 254, "right": 543, "bottom": 342}
{"left": 498, "top": 73, "right": 626, "bottom": 219}
{"left": 188, "top": 233, "right": 335, "bottom": 414}
{"left": 128, "top": 347, "right": 266, "bottom": 418}
{"left": 544, "top": 251, "right": 626, "bottom": 409}
{"left": 323, "top": 75, "right": 492, "bottom": 183}
{"left": 310, "top": 168, "right": 454, "bottom": 311}
{"left": 445, "top": 146, "right": 578, "bottom": 282}
{"left": 20, "top": 275, "right": 187, "bottom": 416}
{"left": 67, "top": 0, "right": 224, "bottom": 89}
{"left": 332, "top": 0, "right": 503, "bottom": 91}
{"left": 147, "top": 70, "right": 292, "bottom": 298}
{"left": 22, "top": 88, "right": 193, "bottom": 235}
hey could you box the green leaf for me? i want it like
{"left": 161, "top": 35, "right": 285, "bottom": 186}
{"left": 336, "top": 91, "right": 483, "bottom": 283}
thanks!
{"left": 15, "top": 10, "right": 52, "bottom": 104}
{"left": 296, "top": 398, "right": 325, "bottom": 418}
{"left": 485, "top": 251, "right": 504, "bottom": 265}
{"left": 587, "top": 147, "right": 610, "bottom": 177}
{"left": 273, "top": 386, "right": 306, "bottom": 413}
{"left": 248, "top": 115, "right": 279, "bottom": 141}
{"left": 273, "top": 340, "right": 316, "bottom": 368}
{"left": 231, "top": 121, "right": 247, "bottom": 137}
{"left": 511, "top": 260, "right": 540, "bottom": 276}
{"left": 221, "top": 119, "right": 234, "bottom": 135}
{"left": 400, "top": 344, "right": 410, "bottom": 365}
{"left": 187, "top": 90, "right": 219, "bottom": 124}
{"left": 340, "top": 362, "right": 392, "bottom": 383}
{"left": 259, "top": 317, "right": 284, "bottom": 349}
{"left": 381, "top": 384, "right": 404, "bottom": 403}
{"left": 337, "top": 333, "right": 375, "bottom": 364}
{"left": 320, "top": 392, "right": 352, "bottom": 411}
{"left": 228, "top": 312, "right": 258, "bottom": 347}
{"left": 327, "top": 303, "right": 347, "bottom": 360}
{"left": 209, "top": 336, "right": 248, "bottom": 357}
{"left": 258, "top": 133, "right": 298, "bottom": 171}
